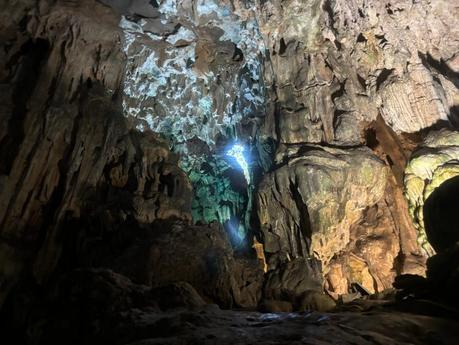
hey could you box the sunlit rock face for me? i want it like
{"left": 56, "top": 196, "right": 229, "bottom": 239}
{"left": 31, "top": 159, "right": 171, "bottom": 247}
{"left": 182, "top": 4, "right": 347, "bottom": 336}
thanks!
{"left": 248, "top": 0, "right": 458, "bottom": 296}
{"left": 256, "top": 145, "right": 396, "bottom": 295}
{"left": 254, "top": 0, "right": 459, "bottom": 145}
{"left": 405, "top": 129, "right": 459, "bottom": 256}
{"left": 112, "top": 0, "right": 267, "bottom": 239}
{"left": 103, "top": 0, "right": 458, "bottom": 290}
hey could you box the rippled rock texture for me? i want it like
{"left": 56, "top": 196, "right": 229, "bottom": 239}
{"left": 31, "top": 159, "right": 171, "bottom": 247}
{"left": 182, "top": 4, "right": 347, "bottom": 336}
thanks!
{"left": 257, "top": 146, "right": 387, "bottom": 264}
{"left": 0, "top": 0, "right": 194, "bottom": 304}
{"left": 256, "top": 0, "right": 458, "bottom": 141}
{"left": 253, "top": 0, "right": 458, "bottom": 295}
{"left": 1, "top": 1, "right": 459, "bottom": 339}
{"left": 405, "top": 129, "right": 459, "bottom": 255}
{"left": 105, "top": 0, "right": 268, "bottom": 236}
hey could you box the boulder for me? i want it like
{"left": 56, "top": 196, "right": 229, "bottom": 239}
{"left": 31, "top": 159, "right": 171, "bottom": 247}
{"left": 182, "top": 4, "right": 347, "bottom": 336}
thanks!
{"left": 77, "top": 219, "right": 263, "bottom": 309}
{"left": 6, "top": 269, "right": 207, "bottom": 345}
{"left": 151, "top": 282, "right": 206, "bottom": 310}
{"left": 262, "top": 258, "right": 330, "bottom": 311}
{"left": 297, "top": 290, "right": 336, "bottom": 312}
{"left": 263, "top": 258, "right": 323, "bottom": 302}
{"left": 231, "top": 257, "right": 264, "bottom": 309}
{"left": 257, "top": 145, "right": 388, "bottom": 269}
{"left": 259, "top": 300, "right": 293, "bottom": 313}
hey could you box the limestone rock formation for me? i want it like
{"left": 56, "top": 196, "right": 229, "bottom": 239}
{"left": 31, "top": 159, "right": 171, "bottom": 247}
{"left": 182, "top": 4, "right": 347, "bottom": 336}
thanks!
{"left": 256, "top": 0, "right": 459, "bottom": 144}
{"left": 77, "top": 219, "right": 263, "bottom": 308}
{"left": 405, "top": 129, "right": 459, "bottom": 255}
{"left": 256, "top": 145, "right": 391, "bottom": 290}
{"left": 251, "top": 0, "right": 458, "bottom": 296}
{"left": 0, "top": 0, "right": 195, "bottom": 306}
{"left": 261, "top": 257, "right": 336, "bottom": 312}
{"left": 102, "top": 0, "right": 268, "bottom": 237}
{"left": 5, "top": 268, "right": 207, "bottom": 344}
{"left": 1, "top": 1, "right": 459, "bottom": 343}
{"left": 5, "top": 268, "right": 459, "bottom": 345}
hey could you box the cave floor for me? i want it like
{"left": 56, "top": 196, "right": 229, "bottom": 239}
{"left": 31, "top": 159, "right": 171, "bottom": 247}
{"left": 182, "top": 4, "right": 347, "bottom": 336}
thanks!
{"left": 120, "top": 303, "right": 459, "bottom": 345}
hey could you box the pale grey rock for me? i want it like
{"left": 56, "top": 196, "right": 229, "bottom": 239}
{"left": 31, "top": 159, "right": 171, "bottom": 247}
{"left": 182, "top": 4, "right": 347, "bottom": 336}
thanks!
{"left": 256, "top": 0, "right": 459, "bottom": 145}
{"left": 118, "top": 0, "right": 266, "bottom": 155}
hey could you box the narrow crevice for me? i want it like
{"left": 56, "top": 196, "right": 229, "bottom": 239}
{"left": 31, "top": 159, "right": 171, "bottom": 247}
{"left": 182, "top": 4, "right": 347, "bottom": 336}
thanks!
{"left": 0, "top": 39, "right": 50, "bottom": 175}
{"left": 419, "top": 51, "right": 459, "bottom": 88}
{"left": 375, "top": 68, "right": 394, "bottom": 91}
{"left": 289, "top": 179, "right": 311, "bottom": 257}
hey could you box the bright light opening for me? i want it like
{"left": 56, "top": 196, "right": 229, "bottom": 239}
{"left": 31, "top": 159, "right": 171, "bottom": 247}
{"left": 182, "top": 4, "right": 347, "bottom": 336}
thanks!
{"left": 226, "top": 143, "right": 250, "bottom": 183}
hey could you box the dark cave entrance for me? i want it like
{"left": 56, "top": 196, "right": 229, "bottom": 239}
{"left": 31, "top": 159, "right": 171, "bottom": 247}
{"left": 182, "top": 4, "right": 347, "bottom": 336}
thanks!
{"left": 423, "top": 175, "right": 459, "bottom": 252}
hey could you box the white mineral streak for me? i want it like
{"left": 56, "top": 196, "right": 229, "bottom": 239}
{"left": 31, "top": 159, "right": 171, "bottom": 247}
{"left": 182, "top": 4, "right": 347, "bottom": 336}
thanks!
{"left": 227, "top": 143, "right": 251, "bottom": 183}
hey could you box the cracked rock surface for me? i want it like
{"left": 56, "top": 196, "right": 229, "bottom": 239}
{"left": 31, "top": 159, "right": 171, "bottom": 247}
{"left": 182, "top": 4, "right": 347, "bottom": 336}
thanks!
{"left": 1, "top": 1, "right": 459, "bottom": 343}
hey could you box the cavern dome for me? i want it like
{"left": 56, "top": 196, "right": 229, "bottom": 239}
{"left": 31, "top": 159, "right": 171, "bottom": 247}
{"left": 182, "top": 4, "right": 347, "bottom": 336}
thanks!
{"left": 1, "top": 0, "right": 459, "bottom": 344}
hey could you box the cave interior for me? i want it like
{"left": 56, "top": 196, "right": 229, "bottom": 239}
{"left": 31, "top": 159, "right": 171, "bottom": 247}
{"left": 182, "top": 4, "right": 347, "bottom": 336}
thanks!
{"left": 0, "top": 0, "right": 459, "bottom": 344}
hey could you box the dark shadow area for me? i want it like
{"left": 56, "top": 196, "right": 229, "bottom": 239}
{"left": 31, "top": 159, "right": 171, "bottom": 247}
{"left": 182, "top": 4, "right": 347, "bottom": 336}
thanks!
{"left": 419, "top": 52, "right": 459, "bottom": 89}
{"left": 449, "top": 105, "right": 459, "bottom": 129}
{"left": 0, "top": 38, "right": 50, "bottom": 175}
{"left": 289, "top": 179, "right": 312, "bottom": 257}
{"left": 424, "top": 175, "right": 459, "bottom": 252}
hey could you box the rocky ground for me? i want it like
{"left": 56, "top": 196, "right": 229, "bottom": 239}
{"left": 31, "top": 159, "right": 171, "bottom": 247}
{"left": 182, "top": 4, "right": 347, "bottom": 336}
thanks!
{"left": 2, "top": 267, "right": 459, "bottom": 345}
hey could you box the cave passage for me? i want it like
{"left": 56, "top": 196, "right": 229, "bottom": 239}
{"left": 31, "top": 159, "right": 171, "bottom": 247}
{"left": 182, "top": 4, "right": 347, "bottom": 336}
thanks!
{"left": 2, "top": 1, "right": 459, "bottom": 344}
{"left": 423, "top": 175, "right": 459, "bottom": 252}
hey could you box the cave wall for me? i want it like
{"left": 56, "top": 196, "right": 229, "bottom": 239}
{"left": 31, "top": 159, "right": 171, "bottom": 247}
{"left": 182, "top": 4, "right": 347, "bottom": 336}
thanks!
{"left": 256, "top": 0, "right": 459, "bottom": 143}
{"left": 0, "top": 0, "right": 194, "bottom": 305}
{"left": 253, "top": 0, "right": 458, "bottom": 294}
{"left": 0, "top": 0, "right": 458, "bottom": 307}
{"left": 405, "top": 129, "right": 459, "bottom": 255}
{"left": 108, "top": 0, "right": 268, "bottom": 238}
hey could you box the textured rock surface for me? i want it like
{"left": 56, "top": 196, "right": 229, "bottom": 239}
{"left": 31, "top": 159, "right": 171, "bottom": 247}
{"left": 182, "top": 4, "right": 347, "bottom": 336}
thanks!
{"left": 256, "top": 0, "right": 459, "bottom": 144}
{"left": 263, "top": 258, "right": 323, "bottom": 300}
{"left": 257, "top": 146, "right": 387, "bottom": 269}
{"left": 1, "top": 0, "right": 458, "bottom": 336}
{"left": 0, "top": 0, "right": 200, "bottom": 305}
{"left": 261, "top": 258, "right": 335, "bottom": 311}
{"left": 115, "top": 0, "right": 265, "bottom": 146}
{"left": 3, "top": 268, "right": 459, "bottom": 345}
{"left": 404, "top": 129, "right": 459, "bottom": 255}
{"left": 101, "top": 0, "right": 459, "bottom": 247}
{"left": 77, "top": 219, "right": 263, "bottom": 308}
{"left": 0, "top": 0, "right": 263, "bottom": 311}
{"left": 103, "top": 0, "right": 268, "bottom": 236}
{"left": 252, "top": 1, "right": 458, "bottom": 290}
{"left": 256, "top": 133, "right": 429, "bottom": 295}
{"left": 326, "top": 203, "right": 400, "bottom": 296}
